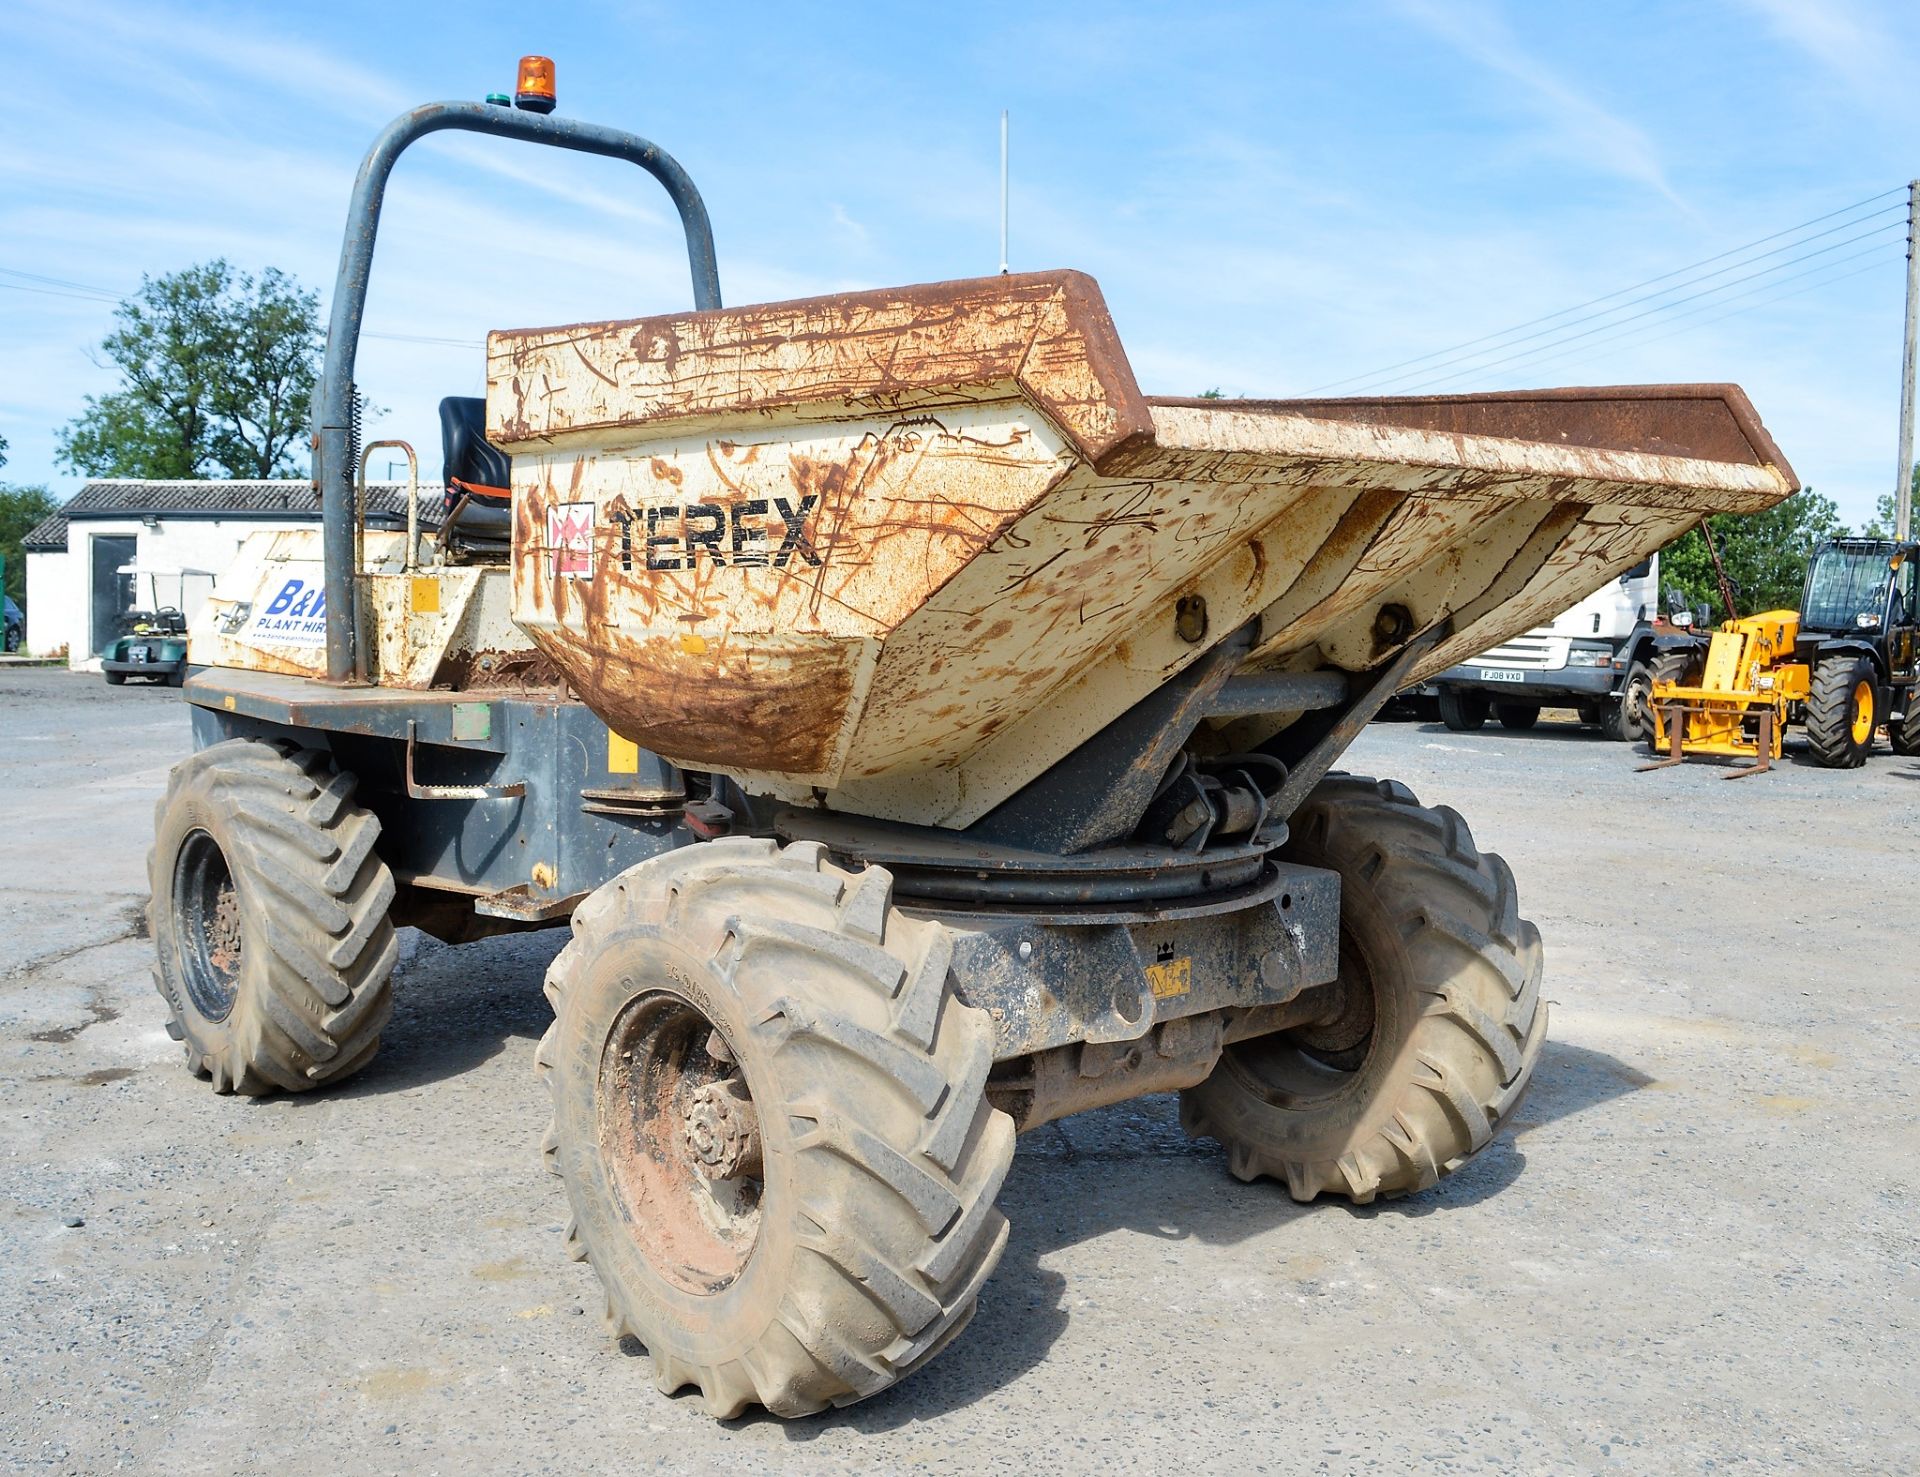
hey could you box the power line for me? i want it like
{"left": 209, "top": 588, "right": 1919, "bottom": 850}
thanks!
{"left": 0, "top": 266, "right": 122, "bottom": 299}
{"left": 0, "top": 281, "right": 123, "bottom": 304}
{"left": 1401, "top": 225, "right": 1904, "bottom": 391}
{"left": 1464, "top": 254, "right": 1899, "bottom": 392}
{"left": 1415, "top": 246, "right": 1901, "bottom": 392}
{"left": 1308, "top": 186, "right": 1904, "bottom": 393}
{"left": 1413, "top": 241, "right": 1905, "bottom": 391}
{"left": 1, "top": 268, "right": 482, "bottom": 348}
{"left": 1304, "top": 185, "right": 1907, "bottom": 394}
{"left": 1355, "top": 213, "right": 1903, "bottom": 395}
{"left": 366, "top": 330, "right": 485, "bottom": 349}
{"left": 1560, "top": 256, "right": 1895, "bottom": 375}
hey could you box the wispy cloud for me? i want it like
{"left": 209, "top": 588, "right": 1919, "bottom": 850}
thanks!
{"left": 1735, "top": 0, "right": 1912, "bottom": 107}
{"left": 10, "top": 0, "right": 411, "bottom": 121}
{"left": 1391, "top": 0, "right": 1687, "bottom": 212}
{"left": 830, "top": 204, "right": 871, "bottom": 250}
{"left": 8, "top": 0, "right": 674, "bottom": 227}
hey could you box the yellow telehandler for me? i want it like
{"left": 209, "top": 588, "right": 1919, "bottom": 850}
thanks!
{"left": 1639, "top": 609, "right": 1805, "bottom": 776}
{"left": 1643, "top": 538, "right": 1920, "bottom": 776}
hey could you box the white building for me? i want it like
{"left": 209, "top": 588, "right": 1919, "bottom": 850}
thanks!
{"left": 23, "top": 480, "right": 437, "bottom": 668}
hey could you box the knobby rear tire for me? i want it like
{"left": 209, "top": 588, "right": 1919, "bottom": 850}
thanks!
{"left": 148, "top": 739, "right": 397, "bottom": 1094}
{"left": 1642, "top": 651, "right": 1696, "bottom": 757}
{"left": 1181, "top": 775, "right": 1545, "bottom": 1203}
{"left": 1891, "top": 685, "right": 1920, "bottom": 756}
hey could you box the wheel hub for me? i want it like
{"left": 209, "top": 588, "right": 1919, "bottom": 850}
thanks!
{"left": 683, "top": 1078, "right": 762, "bottom": 1181}
{"left": 1226, "top": 927, "right": 1380, "bottom": 1101}
{"left": 598, "top": 992, "right": 762, "bottom": 1294}
{"left": 1624, "top": 671, "right": 1651, "bottom": 731}
{"left": 174, "top": 828, "right": 243, "bottom": 1022}
{"left": 207, "top": 885, "right": 243, "bottom": 974}
{"left": 1291, "top": 971, "right": 1376, "bottom": 1067}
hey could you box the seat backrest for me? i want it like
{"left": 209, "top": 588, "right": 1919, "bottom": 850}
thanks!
{"left": 438, "top": 396, "right": 513, "bottom": 543}
{"left": 439, "top": 396, "right": 512, "bottom": 503}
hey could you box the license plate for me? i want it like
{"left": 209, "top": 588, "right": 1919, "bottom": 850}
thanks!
{"left": 1478, "top": 667, "right": 1525, "bottom": 683}
{"left": 130, "top": 647, "right": 149, "bottom": 663}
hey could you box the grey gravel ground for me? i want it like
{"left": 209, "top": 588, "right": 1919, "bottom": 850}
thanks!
{"left": 2, "top": 668, "right": 1916, "bottom": 1475}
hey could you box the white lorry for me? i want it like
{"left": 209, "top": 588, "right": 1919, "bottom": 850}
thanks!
{"left": 1429, "top": 553, "right": 1670, "bottom": 741}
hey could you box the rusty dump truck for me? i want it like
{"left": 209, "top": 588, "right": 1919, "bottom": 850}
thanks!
{"left": 149, "top": 84, "right": 1798, "bottom": 1417}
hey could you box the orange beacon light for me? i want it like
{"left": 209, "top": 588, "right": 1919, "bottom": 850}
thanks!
{"left": 515, "top": 55, "right": 557, "bottom": 114}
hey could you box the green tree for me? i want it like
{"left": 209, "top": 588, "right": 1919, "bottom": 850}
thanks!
{"left": 1858, "top": 463, "right": 1919, "bottom": 539}
{"left": 1659, "top": 488, "right": 1846, "bottom": 621}
{"left": 55, "top": 261, "right": 322, "bottom": 480}
{"left": 2, "top": 432, "right": 55, "bottom": 604}
{"left": 0, "top": 485, "right": 57, "bottom": 606}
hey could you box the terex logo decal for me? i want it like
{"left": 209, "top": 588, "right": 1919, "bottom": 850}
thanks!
{"left": 548, "top": 501, "right": 594, "bottom": 579}
{"left": 607, "top": 495, "right": 822, "bottom": 572}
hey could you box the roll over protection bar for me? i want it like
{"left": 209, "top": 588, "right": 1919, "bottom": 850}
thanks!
{"left": 315, "top": 100, "right": 722, "bottom": 682}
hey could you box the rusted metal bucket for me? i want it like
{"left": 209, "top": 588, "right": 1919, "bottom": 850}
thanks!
{"left": 487, "top": 271, "right": 1796, "bottom": 826}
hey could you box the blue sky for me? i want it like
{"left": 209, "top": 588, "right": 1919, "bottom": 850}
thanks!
{"left": 3, "top": 0, "right": 1917, "bottom": 527}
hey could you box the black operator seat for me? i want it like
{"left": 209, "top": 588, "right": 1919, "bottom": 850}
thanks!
{"left": 438, "top": 396, "right": 514, "bottom": 545}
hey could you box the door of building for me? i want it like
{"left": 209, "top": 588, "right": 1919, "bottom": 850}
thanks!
{"left": 89, "top": 534, "right": 137, "bottom": 657}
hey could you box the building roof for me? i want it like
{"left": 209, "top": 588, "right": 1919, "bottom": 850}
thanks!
{"left": 20, "top": 515, "right": 66, "bottom": 552}
{"left": 21, "top": 479, "right": 446, "bottom": 552}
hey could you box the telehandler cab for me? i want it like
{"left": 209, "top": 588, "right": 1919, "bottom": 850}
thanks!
{"left": 148, "top": 68, "right": 1799, "bottom": 1416}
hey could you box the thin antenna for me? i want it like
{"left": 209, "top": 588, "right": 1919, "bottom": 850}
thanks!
{"left": 1896, "top": 178, "right": 1918, "bottom": 543}
{"left": 999, "top": 110, "right": 1010, "bottom": 274}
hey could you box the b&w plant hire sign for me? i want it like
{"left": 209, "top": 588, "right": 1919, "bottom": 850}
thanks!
{"left": 239, "top": 562, "right": 330, "bottom": 649}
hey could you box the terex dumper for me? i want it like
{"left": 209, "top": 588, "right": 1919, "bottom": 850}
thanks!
{"left": 149, "top": 82, "right": 1799, "bottom": 1417}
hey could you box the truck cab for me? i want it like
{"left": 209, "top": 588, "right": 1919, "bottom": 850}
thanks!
{"left": 1430, "top": 553, "right": 1666, "bottom": 740}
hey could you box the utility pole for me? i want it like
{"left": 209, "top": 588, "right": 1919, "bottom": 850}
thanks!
{"left": 1897, "top": 179, "right": 1918, "bottom": 542}
{"left": 999, "top": 110, "right": 1010, "bottom": 275}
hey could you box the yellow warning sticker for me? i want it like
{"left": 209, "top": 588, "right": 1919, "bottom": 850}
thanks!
{"left": 607, "top": 731, "right": 640, "bottom": 775}
{"left": 410, "top": 575, "right": 440, "bottom": 614}
{"left": 1146, "top": 957, "right": 1191, "bottom": 999}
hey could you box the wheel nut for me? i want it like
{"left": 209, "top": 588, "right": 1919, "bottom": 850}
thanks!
{"left": 683, "top": 1078, "right": 761, "bottom": 1181}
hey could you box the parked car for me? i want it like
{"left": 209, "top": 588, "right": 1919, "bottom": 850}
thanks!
{"left": 3, "top": 596, "right": 21, "bottom": 652}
